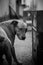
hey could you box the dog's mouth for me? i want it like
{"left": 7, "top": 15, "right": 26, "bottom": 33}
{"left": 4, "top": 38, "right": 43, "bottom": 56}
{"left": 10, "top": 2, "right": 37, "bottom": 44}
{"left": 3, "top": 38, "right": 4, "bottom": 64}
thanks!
{"left": 22, "top": 37, "right": 25, "bottom": 40}
{"left": 17, "top": 35, "right": 26, "bottom": 40}
{"left": 19, "top": 37, "right": 25, "bottom": 40}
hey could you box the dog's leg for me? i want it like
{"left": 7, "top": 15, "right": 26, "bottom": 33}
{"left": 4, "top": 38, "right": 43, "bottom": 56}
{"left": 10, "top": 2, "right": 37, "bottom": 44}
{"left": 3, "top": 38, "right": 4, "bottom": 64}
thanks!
{"left": 11, "top": 46, "right": 22, "bottom": 65}
{"left": 0, "top": 42, "right": 5, "bottom": 65}
{"left": 0, "top": 56, "right": 4, "bottom": 65}
{"left": 5, "top": 45, "right": 12, "bottom": 65}
{"left": 4, "top": 41, "right": 12, "bottom": 65}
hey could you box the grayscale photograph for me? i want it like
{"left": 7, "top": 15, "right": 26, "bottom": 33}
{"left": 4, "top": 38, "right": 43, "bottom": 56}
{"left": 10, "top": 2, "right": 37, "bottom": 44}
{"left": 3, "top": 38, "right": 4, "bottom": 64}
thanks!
{"left": 0, "top": 0, "right": 43, "bottom": 65}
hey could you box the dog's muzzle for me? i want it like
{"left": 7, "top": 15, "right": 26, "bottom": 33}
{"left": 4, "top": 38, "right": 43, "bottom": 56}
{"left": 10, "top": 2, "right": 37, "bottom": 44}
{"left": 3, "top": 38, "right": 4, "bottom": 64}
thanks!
{"left": 22, "top": 36, "right": 26, "bottom": 40}
{"left": 22, "top": 37, "right": 25, "bottom": 40}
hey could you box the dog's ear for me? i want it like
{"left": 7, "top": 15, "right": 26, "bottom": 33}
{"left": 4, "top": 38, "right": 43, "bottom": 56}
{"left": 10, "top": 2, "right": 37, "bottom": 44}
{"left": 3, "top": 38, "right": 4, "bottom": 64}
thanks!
{"left": 11, "top": 21, "right": 18, "bottom": 26}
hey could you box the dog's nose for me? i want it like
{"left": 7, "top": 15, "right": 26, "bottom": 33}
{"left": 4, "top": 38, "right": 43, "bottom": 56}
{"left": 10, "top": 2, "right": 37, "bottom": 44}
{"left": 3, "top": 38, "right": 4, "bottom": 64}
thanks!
{"left": 22, "top": 37, "right": 25, "bottom": 40}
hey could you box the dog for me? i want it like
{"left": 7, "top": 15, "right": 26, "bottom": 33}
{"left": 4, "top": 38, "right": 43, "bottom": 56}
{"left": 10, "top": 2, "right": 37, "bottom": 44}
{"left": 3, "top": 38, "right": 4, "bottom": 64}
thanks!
{"left": 0, "top": 19, "right": 27, "bottom": 65}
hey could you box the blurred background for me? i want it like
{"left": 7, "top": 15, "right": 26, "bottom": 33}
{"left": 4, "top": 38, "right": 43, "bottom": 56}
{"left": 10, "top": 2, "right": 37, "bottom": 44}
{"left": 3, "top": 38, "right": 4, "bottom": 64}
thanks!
{"left": 0, "top": 0, "right": 43, "bottom": 65}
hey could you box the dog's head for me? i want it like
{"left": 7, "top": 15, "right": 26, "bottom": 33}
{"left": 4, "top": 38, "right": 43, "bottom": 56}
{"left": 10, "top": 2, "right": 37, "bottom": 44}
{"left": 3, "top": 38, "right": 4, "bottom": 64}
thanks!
{"left": 12, "top": 19, "right": 27, "bottom": 40}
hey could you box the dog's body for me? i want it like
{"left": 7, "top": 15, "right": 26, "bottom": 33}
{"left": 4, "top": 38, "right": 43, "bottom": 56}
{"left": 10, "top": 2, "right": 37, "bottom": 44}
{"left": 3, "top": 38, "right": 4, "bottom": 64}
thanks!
{"left": 0, "top": 19, "right": 27, "bottom": 65}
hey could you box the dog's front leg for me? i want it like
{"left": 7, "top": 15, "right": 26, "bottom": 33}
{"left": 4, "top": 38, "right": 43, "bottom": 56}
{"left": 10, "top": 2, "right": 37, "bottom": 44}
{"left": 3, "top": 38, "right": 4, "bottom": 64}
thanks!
{"left": 11, "top": 47, "right": 18, "bottom": 63}
{"left": 11, "top": 46, "right": 22, "bottom": 65}
{"left": 4, "top": 40, "right": 12, "bottom": 65}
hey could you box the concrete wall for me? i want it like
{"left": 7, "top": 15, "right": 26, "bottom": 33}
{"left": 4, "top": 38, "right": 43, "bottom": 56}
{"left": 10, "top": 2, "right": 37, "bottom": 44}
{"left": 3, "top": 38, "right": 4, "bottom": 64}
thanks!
{"left": 0, "top": 0, "right": 16, "bottom": 21}
{"left": 0, "top": 0, "right": 16, "bottom": 17}
{"left": 19, "top": 6, "right": 24, "bottom": 16}
{"left": 25, "top": 0, "right": 33, "bottom": 7}
{"left": 34, "top": 0, "right": 43, "bottom": 10}
{"left": 10, "top": 0, "right": 16, "bottom": 12}
{"left": 0, "top": 0, "right": 9, "bottom": 17}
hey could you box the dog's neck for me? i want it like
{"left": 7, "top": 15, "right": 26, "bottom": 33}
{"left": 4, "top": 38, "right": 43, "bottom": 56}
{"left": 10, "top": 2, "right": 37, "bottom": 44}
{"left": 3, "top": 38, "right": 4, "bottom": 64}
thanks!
{"left": 7, "top": 24, "right": 16, "bottom": 45}
{"left": 7, "top": 23, "right": 17, "bottom": 46}
{"left": 0, "top": 23, "right": 16, "bottom": 46}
